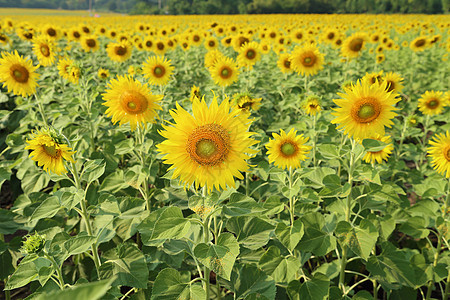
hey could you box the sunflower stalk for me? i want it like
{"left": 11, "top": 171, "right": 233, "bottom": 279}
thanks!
{"left": 442, "top": 182, "right": 450, "bottom": 299}
{"left": 339, "top": 138, "right": 357, "bottom": 293}
{"left": 70, "top": 162, "right": 102, "bottom": 279}
{"left": 44, "top": 252, "right": 64, "bottom": 290}
{"left": 201, "top": 186, "right": 211, "bottom": 300}
{"left": 34, "top": 93, "right": 48, "bottom": 128}
{"left": 312, "top": 114, "right": 317, "bottom": 167}
{"left": 288, "top": 167, "right": 295, "bottom": 226}
{"left": 418, "top": 115, "right": 431, "bottom": 170}
{"left": 136, "top": 126, "right": 151, "bottom": 211}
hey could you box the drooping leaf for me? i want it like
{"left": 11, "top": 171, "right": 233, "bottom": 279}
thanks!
{"left": 226, "top": 216, "right": 274, "bottom": 250}
{"left": 193, "top": 233, "right": 239, "bottom": 280}
{"left": 151, "top": 268, "right": 205, "bottom": 300}
{"left": 275, "top": 219, "right": 304, "bottom": 252}
{"left": 230, "top": 264, "right": 276, "bottom": 300}
{"left": 297, "top": 212, "right": 336, "bottom": 256}
{"left": 258, "top": 246, "right": 301, "bottom": 284}
{"left": 34, "top": 277, "right": 115, "bottom": 300}
{"left": 99, "top": 243, "right": 149, "bottom": 289}
{"left": 30, "top": 196, "right": 60, "bottom": 222}
{"left": 287, "top": 273, "right": 330, "bottom": 300}
{"left": 335, "top": 219, "right": 378, "bottom": 260}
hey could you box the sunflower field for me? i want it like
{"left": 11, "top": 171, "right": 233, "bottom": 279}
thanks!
{"left": 0, "top": 11, "right": 449, "bottom": 300}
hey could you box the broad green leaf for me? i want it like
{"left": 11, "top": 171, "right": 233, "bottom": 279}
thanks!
{"left": 226, "top": 216, "right": 274, "bottom": 250}
{"left": 30, "top": 196, "right": 60, "bottom": 221}
{"left": 20, "top": 169, "right": 50, "bottom": 195}
{"left": 0, "top": 209, "right": 21, "bottom": 234}
{"left": 287, "top": 273, "right": 330, "bottom": 300}
{"left": 222, "top": 192, "right": 265, "bottom": 217}
{"left": 188, "top": 192, "right": 220, "bottom": 220}
{"left": 366, "top": 244, "right": 417, "bottom": 289}
{"left": 231, "top": 264, "right": 276, "bottom": 300}
{"left": 5, "top": 257, "right": 51, "bottom": 290}
{"left": 258, "top": 246, "right": 300, "bottom": 284}
{"left": 275, "top": 219, "right": 304, "bottom": 252}
{"left": 64, "top": 235, "right": 96, "bottom": 256}
{"left": 151, "top": 268, "right": 206, "bottom": 300}
{"left": 0, "top": 167, "right": 11, "bottom": 190}
{"left": 362, "top": 138, "right": 387, "bottom": 152}
{"left": 313, "top": 260, "right": 340, "bottom": 280}
{"left": 297, "top": 212, "right": 336, "bottom": 256}
{"left": 318, "top": 144, "right": 340, "bottom": 159}
{"left": 99, "top": 170, "right": 128, "bottom": 192}
{"left": 302, "top": 167, "right": 336, "bottom": 188}
{"left": 335, "top": 220, "right": 378, "bottom": 260}
{"left": 34, "top": 277, "right": 114, "bottom": 300}
{"left": 193, "top": 233, "right": 239, "bottom": 280}
{"left": 398, "top": 216, "right": 430, "bottom": 239}
{"left": 99, "top": 243, "right": 149, "bottom": 289}
{"left": 367, "top": 214, "right": 396, "bottom": 241}
{"left": 81, "top": 159, "right": 105, "bottom": 184}
{"left": 138, "top": 206, "right": 190, "bottom": 246}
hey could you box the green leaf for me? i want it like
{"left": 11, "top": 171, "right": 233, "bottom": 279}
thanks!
{"left": 64, "top": 235, "right": 96, "bottom": 256}
{"left": 297, "top": 212, "right": 336, "bottom": 256}
{"left": 138, "top": 206, "right": 190, "bottom": 246}
{"left": 313, "top": 260, "right": 340, "bottom": 280}
{"left": 366, "top": 244, "right": 417, "bottom": 289}
{"left": 222, "top": 192, "right": 265, "bottom": 217}
{"left": 99, "top": 243, "right": 149, "bottom": 289}
{"left": 362, "top": 138, "right": 387, "bottom": 152}
{"left": 81, "top": 159, "right": 105, "bottom": 184}
{"left": 5, "top": 261, "right": 38, "bottom": 290}
{"left": 231, "top": 264, "right": 276, "bottom": 300}
{"left": 226, "top": 216, "right": 274, "bottom": 250}
{"left": 188, "top": 192, "right": 220, "bottom": 220}
{"left": 258, "top": 246, "right": 300, "bottom": 284}
{"left": 99, "top": 170, "right": 128, "bottom": 193}
{"left": 30, "top": 196, "right": 60, "bottom": 221}
{"left": 275, "top": 219, "right": 304, "bottom": 252}
{"left": 287, "top": 273, "right": 330, "bottom": 300}
{"left": 335, "top": 220, "right": 378, "bottom": 260}
{"left": 398, "top": 216, "right": 430, "bottom": 239}
{"left": 0, "top": 209, "right": 21, "bottom": 234}
{"left": 318, "top": 144, "right": 340, "bottom": 159}
{"left": 151, "top": 268, "right": 205, "bottom": 300}
{"left": 302, "top": 167, "right": 336, "bottom": 188}
{"left": 33, "top": 277, "right": 114, "bottom": 300}
{"left": 0, "top": 167, "right": 11, "bottom": 190}
{"left": 193, "top": 233, "right": 239, "bottom": 280}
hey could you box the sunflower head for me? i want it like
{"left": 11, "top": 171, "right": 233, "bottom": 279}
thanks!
{"left": 362, "top": 71, "right": 384, "bottom": 86}
{"left": 142, "top": 56, "right": 174, "bottom": 86}
{"left": 25, "top": 128, "right": 76, "bottom": 175}
{"left": 410, "top": 36, "right": 428, "bottom": 52}
{"left": 237, "top": 41, "right": 261, "bottom": 69}
{"left": 341, "top": 32, "right": 367, "bottom": 58}
{"left": 210, "top": 56, "right": 240, "bottom": 87}
{"left": 81, "top": 36, "right": 99, "bottom": 52}
{"left": 382, "top": 72, "right": 404, "bottom": 94}
{"left": 428, "top": 131, "right": 450, "bottom": 178}
{"left": 106, "top": 41, "right": 132, "bottom": 62}
{"left": 290, "top": 44, "right": 324, "bottom": 77}
{"left": 331, "top": 80, "right": 400, "bottom": 140}
{"left": 232, "top": 92, "right": 262, "bottom": 115}
{"left": 21, "top": 233, "right": 45, "bottom": 255}
{"left": 418, "top": 90, "right": 445, "bottom": 116}
{"left": 157, "top": 94, "right": 258, "bottom": 193}
{"left": 33, "top": 36, "right": 56, "bottom": 67}
{"left": 98, "top": 68, "right": 110, "bottom": 80}
{"left": 102, "top": 75, "right": 162, "bottom": 131}
{"left": 277, "top": 52, "right": 293, "bottom": 74}
{"left": 265, "top": 128, "right": 311, "bottom": 170}
{"left": 406, "top": 114, "right": 420, "bottom": 127}
{"left": 0, "top": 50, "right": 40, "bottom": 97}
{"left": 190, "top": 85, "right": 202, "bottom": 102}
{"left": 302, "top": 95, "right": 322, "bottom": 116}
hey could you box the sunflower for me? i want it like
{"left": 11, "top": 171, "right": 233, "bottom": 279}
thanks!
{"left": 341, "top": 33, "right": 367, "bottom": 58}
{"left": 98, "top": 68, "right": 110, "bottom": 80}
{"left": 428, "top": 131, "right": 450, "bottom": 178}
{"left": 18, "top": 28, "right": 34, "bottom": 41}
{"left": 237, "top": 41, "right": 261, "bottom": 69}
{"left": 102, "top": 75, "right": 162, "bottom": 131}
{"left": 204, "top": 49, "right": 224, "bottom": 69}
{"left": 277, "top": 53, "right": 293, "bottom": 74}
{"left": 376, "top": 54, "right": 385, "bottom": 64}
{"left": 382, "top": 72, "right": 404, "bottom": 94}
{"left": 266, "top": 128, "right": 311, "bottom": 170}
{"left": 25, "top": 129, "right": 76, "bottom": 175}
{"left": 0, "top": 51, "right": 40, "bottom": 97}
{"left": 331, "top": 80, "right": 400, "bottom": 140}
{"left": 157, "top": 95, "right": 257, "bottom": 193}
{"left": 189, "top": 85, "right": 202, "bottom": 102}
{"left": 57, "top": 56, "right": 74, "bottom": 81}
{"left": 302, "top": 95, "right": 322, "bottom": 116}
{"left": 68, "top": 27, "right": 82, "bottom": 41}
{"left": 418, "top": 90, "right": 445, "bottom": 115}
{"left": 68, "top": 64, "right": 80, "bottom": 84}
{"left": 32, "top": 36, "right": 56, "bottom": 67}
{"left": 80, "top": 36, "right": 99, "bottom": 52}
{"left": 362, "top": 71, "right": 384, "bottom": 85}
{"left": 204, "top": 37, "right": 218, "bottom": 50}
{"left": 290, "top": 44, "right": 324, "bottom": 76}
{"left": 232, "top": 92, "right": 262, "bottom": 115}
{"left": 106, "top": 41, "right": 132, "bottom": 63}
{"left": 153, "top": 40, "right": 167, "bottom": 56}
{"left": 210, "top": 56, "right": 239, "bottom": 87}
{"left": 410, "top": 36, "right": 428, "bottom": 52}
{"left": 0, "top": 33, "right": 9, "bottom": 45}
{"left": 143, "top": 38, "right": 154, "bottom": 51}
{"left": 142, "top": 56, "right": 174, "bottom": 86}
{"left": 260, "top": 43, "right": 271, "bottom": 54}
{"left": 362, "top": 134, "right": 394, "bottom": 164}
{"left": 41, "top": 24, "right": 60, "bottom": 40}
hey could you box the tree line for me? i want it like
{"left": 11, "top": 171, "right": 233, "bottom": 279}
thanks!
{"left": 0, "top": 0, "right": 447, "bottom": 14}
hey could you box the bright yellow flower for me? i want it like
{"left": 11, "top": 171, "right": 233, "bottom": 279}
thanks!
{"left": 428, "top": 131, "right": 450, "bottom": 178}
{"left": 0, "top": 50, "right": 39, "bottom": 97}
{"left": 266, "top": 129, "right": 311, "bottom": 170}
{"left": 363, "top": 135, "right": 394, "bottom": 164}
{"left": 290, "top": 44, "right": 324, "bottom": 76}
{"left": 142, "top": 56, "right": 174, "bottom": 86}
{"left": 418, "top": 90, "right": 445, "bottom": 115}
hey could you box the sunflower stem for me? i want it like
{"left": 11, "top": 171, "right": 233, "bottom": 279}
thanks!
{"left": 418, "top": 115, "right": 431, "bottom": 170}
{"left": 201, "top": 186, "right": 211, "bottom": 300}
{"left": 288, "top": 167, "right": 295, "bottom": 226}
{"left": 339, "top": 138, "right": 357, "bottom": 293}
{"left": 44, "top": 252, "right": 64, "bottom": 290}
{"left": 70, "top": 162, "right": 102, "bottom": 279}
{"left": 34, "top": 94, "right": 48, "bottom": 128}
{"left": 304, "top": 76, "right": 308, "bottom": 94}
{"left": 245, "top": 172, "right": 250, "bottom": 196}
{"left": 312, "top": 114, "right": 317, "bottom": 167}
